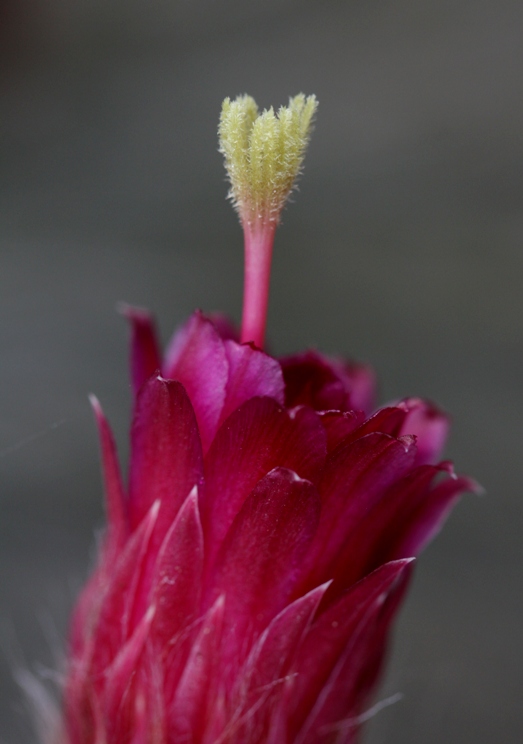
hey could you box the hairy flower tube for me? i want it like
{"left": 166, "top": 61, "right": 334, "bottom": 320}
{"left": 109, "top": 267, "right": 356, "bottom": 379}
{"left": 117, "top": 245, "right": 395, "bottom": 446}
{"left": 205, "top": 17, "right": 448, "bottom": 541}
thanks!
{"left": 56, "top": 95, "right": 476, "bottom": 744}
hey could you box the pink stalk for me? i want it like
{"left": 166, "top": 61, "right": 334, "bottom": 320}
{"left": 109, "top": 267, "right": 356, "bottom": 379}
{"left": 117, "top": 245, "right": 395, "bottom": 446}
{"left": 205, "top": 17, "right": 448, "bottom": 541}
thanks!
{"left": 240, "top": 222, "right": 276, "bottom": 348}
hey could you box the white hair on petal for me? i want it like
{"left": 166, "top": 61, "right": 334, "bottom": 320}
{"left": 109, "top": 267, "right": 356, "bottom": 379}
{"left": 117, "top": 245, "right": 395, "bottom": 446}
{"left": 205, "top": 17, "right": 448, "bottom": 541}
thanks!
{"left": 15, "top": 668, "right": 62, "bottom": 744}
{"left": 317, "top": 692, "right": 404, "bottom": 741}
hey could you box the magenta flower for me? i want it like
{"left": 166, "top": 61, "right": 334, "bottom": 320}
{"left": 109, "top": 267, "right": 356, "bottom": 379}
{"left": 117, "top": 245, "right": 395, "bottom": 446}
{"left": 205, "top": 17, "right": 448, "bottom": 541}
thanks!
{"left": 57, "top": 95, "right": 475, "bottom": 744}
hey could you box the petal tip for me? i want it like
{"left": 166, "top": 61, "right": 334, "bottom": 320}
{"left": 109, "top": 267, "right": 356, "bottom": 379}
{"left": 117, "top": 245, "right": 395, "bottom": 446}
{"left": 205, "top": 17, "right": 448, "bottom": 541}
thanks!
{"left": 150, "top": 499, "right": 161, "bottom": 520}
{"left": 88, "top": 393, "right": 102, "bottom": 415}
{"left": 267, "top": 466, "right": 314, "bottom": 488}
{"left": 468, "top": 477, "right": 485, "bottom": 496}
{"left": 117, "top": 302, "right": 154, "bottom": 321}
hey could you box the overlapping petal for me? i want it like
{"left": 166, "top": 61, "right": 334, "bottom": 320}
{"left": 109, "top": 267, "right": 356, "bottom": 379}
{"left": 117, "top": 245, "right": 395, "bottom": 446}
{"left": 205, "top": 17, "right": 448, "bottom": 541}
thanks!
{"left": 281, "top": 350, "right": 376, "bottom": 415}
{"left": 128, "top": 376, "right": 203, "bottom": 541}
{"left": 61, "top": 310, "right": 474, "bottom": 744}
{"left": 202, "top": 397, "right": 325, "bottom": 569}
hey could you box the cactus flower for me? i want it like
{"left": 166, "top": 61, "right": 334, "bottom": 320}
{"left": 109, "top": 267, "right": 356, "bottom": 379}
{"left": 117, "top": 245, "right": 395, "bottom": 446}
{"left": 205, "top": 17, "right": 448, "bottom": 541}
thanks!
{"left": 56, "top": 95, "right": 475, "bottom": 744}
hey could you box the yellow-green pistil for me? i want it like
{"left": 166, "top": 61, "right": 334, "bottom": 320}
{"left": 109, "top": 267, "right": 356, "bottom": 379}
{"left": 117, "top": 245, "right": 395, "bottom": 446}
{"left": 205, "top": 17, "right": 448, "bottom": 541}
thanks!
{"left": 219, "top": 93, "right": 317, "bottom": 229}
{"left": 219, "top": 94, "right": 317, "bottom": 347}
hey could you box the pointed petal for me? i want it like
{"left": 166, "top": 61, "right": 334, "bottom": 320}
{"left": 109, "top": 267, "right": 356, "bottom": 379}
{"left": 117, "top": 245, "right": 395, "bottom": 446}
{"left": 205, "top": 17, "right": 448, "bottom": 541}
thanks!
{"left": 102, "top": 606, "right": 155, "bottom": 741}
{"left": 242, "top": 582, "right": 329, "bottom": 694}
{"left": 297, "top": 564, "right": 412, "bottom": 744}
{"left": 328, "top": 463, "right": 478, "bottom": 592}
{"left": 396, "top": 397, "right": 449, "bottom": 466}
{"left": 89, "top": 502, "right": 159, "bottom": 678}
{"left": 89, "top": 395, "right": 128, "bottom": 547}
{"left": 342, "top": 360, "right": 376, "bottom": 414}
{"left": 68, "top": 564, "right": 106, "bottom": 660}
{"left": 345, "top": 563, "right": 412, "bottom": 717}
{"left": 208, "top": 468, "right": 321, "bottom": 662}
{"left": 150, "top": 487, "right": 204, "bottom": 651}
{"left": 303, "top": 433, "right": 416, "bottom": 589}
{"left": 202, "top": 567, "right": 326, "bottom": 742}
{"left": 340, "top": 399, "right": 449, "bottom": 468}
{"left": 202, "top": 397, "right": 326, "bottom": 571}
{"left": 208, "top": 312, "right": 239, "bottom": 341}
{"left": 64, "top": 690, "right": 101, "bottom": 744}
{"left": 289, "top": 560, "right": 412, "bottom": 740}
{"left": 345, "top": 406, "right": 409, "bottom": 441}
{"left": 130, "top": 646, "right": 166, "bottom": 744}
{"left": 168, "top": 597, "right": 225, "bottom": 742}
{"left": 229, "top": 583, "right": 330, "bottom": 742}
{"left": 319, "top": 410, "right": 365, "bottom": 452}
{"left": 281, "top": 351, "right": 376, "bottom": 414}
{"left": 281, "top": 351, "right": 352, "bottom": 411}
{"left": 128, "top": 376, "right": 203, "bottom": 543}
{"left": 63, "top": 642, "right": 99, "bottom": 744}
{"left": 392, "top": 463, "right": 479, "bottom": 557}
{"left": 220, "top": 339, "right": 285, "bottom": 422}
{"left": 121, "top": 305, "right": 162, "bottom": 397}
{"left": 163, "top": 312, "right": 228, "bottom": 451}
{"left": 322, "top": 463, "right": 433, "bottom": 592}
{"left": 265, "top": 707, "right": 288, "bottom": 744}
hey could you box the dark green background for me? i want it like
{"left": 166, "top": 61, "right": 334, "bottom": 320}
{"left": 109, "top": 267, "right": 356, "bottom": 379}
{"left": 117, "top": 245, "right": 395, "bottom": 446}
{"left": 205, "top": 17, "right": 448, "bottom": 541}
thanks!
{"left": 1, "top": 1, "right": 521, "bottom": 741}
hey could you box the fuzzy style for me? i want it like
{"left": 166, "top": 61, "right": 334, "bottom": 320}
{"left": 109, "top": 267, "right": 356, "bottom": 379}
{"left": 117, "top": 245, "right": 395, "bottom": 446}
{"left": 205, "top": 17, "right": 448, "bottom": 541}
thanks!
{"left": 218, "top": 94, "right": 317, "bottom": 229}
{"left": 56, "top": 95, "right": 476, "bottom": 744}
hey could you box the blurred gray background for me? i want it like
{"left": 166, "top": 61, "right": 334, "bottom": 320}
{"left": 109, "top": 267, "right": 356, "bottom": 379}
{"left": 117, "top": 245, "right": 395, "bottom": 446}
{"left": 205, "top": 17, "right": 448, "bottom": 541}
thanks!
{"left": 1, "top": 1, "right": 521, "bottom": 741}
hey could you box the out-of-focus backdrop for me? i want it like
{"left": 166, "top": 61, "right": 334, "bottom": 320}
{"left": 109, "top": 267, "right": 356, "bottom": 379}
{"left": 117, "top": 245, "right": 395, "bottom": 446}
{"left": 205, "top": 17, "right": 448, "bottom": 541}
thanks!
{"left": 1, "top": 1, "right": 521, "bottom": 742}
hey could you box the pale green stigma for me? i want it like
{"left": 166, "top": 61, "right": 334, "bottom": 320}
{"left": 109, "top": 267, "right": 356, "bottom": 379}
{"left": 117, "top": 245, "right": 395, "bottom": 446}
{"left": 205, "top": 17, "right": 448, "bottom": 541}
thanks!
{"left": 219, "top": 93, "right": 318, "bottom": 228}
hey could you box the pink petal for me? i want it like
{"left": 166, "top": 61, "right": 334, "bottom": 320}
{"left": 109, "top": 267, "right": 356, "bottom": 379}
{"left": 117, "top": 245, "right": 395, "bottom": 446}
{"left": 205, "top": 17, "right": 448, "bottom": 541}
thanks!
{"left": 342, "top": 360, "right": 376, "bottom": 414}
{"left": 163, "top": 312, "right": 228, "bottom": 451}
{"left": 229, "top": 584, "right": 329, "bottom": 742}
{"left": 328, "top": 463, "right": 478, "bottom": 593}
{"left": 121, "top": 305, "right": 162, "bottom": 397}
{"left": 344, "top": 406, "right": 409, "bottom": 441}
{"left": 168, "top": 596, "right": 225, "bottom": 742}
{"left": 392, "top": 463, "right": 479, "bottom": 557}
{"left": 89, "top": 502, "right": 159, "bottom": 679}
{"left": 68, "top": 565, "right": 105, "bottom": 660}
{"left": 202, "top": 397, "right": 326, "bottom": 571}
{"left": 63, "top": 642, "right": 96, "bottom": 744}
{"left": 319, "top": 410, "right": 365, "bottom": 452}
{"left": 130, "top": 646, "right": 166, "bottom": 744}
{"left": 242, "top": 582, "right": 329, "bottom": 692}
{"left": 89, "top": 395, "right": 128, "bottom": 549}
{"left": 102, "top": 605, "right": 155, "bottom": 741}
{"left": 128, "top": 376, "right": 203, "bottom": 545}
{"left": 289, "top": 560, "right": 413, "bottom": 740}
{"left": 126, "top": 488, "right": 205, "bottom": 692}
{"left": 396, "top": 397, "right": 449, "bottom": 466}
{"left": 150, "top": 487, "right": 204, "bottom": 652}
{"left": 266, "top": 708, "right": 288, "bottom": 744}
{"left": 303, "top": 433, "right": 416, "bottom": 590}
{"left": 207, "top": 312, "right": 239, "bottom": 341}
{"left": 64, "top": 687, "right": 104, "bottom": 744}
{"left": 281, "top": 351, "right": 376, "bottom": 414}
{"left": 349, "top": 399, "right": 449, "bottom": 467}
{"left": 207, "top": 468, "right": 321, "bottom": 664}
{"left": 344, "top": 563, "right": 412, "bottom": 719}
{"left": 201, "top": 572, "right": 327, "bottom": 742}
{"left": 323, "top": 464, "right": 435, "bottom": 592}
{"left": 302, "top": 563, "right": 413, "bottom": 744}
{"left": 220, "top": 339, "right": 285, "bottom": 423}
{"left": 281, "top": 351, "right": 351, "bottom": 411}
